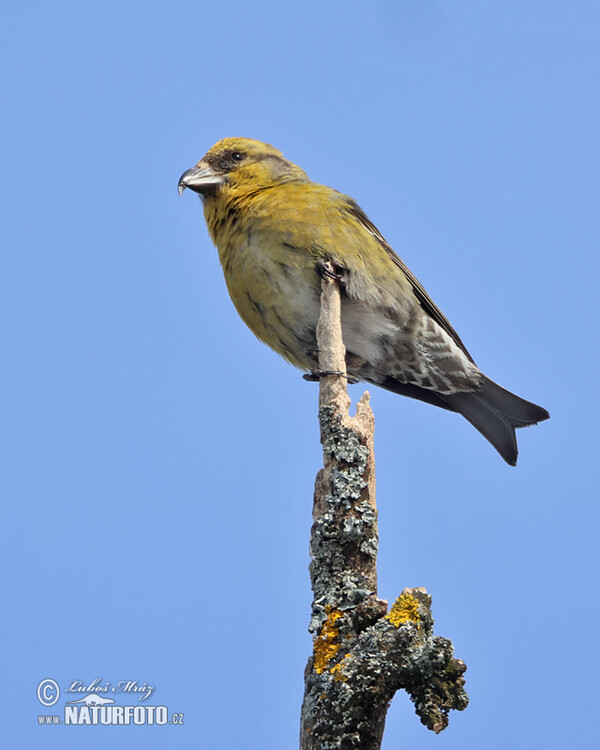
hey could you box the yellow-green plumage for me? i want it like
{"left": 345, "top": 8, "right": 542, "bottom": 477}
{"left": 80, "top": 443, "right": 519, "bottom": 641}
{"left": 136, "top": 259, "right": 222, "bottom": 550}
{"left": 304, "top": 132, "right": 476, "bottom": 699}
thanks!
{"left": 205, "top": 178, "right": 413, "bottom": 369}
{"left": 178, "top": 137, "right": 549, "bottom": 464}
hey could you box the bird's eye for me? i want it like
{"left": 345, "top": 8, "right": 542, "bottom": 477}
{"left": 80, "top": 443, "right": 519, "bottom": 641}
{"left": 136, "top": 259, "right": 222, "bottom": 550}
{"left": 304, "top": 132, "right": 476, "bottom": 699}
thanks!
{"left": 231, "top": 151, "right": 245, "bottom": 162}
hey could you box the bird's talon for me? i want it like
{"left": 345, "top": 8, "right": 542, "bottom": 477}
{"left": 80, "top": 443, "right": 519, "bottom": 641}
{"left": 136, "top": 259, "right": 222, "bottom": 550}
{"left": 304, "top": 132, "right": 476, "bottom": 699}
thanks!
{"left": 303, "top": 369, "right": 358, "bottom": 383}
{"left": 316, "top": 260, "right": 347, "bottom": 286}
{"left": 303, "top": 370, "right": 321, "bottom": 382}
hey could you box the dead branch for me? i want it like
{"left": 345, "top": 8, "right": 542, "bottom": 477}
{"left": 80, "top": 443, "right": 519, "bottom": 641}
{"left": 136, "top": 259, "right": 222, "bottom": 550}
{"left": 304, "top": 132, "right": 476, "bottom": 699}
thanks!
{"left": 299, "top": 264, "right": 468, "bottom": 749}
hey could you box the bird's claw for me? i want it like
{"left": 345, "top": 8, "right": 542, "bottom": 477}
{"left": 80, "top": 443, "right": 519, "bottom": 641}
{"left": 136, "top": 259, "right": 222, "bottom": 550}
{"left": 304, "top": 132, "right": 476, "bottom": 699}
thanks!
{"left": 303, "top": 369, "right": 359, "bottom": 384}
{"left": 316, "top": 259, "right": 347, "bottom": 286}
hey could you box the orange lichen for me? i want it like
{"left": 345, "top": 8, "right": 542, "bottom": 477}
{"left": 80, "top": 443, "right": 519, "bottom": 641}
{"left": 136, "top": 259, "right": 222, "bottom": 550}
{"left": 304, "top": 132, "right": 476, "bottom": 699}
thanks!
{"left": 313, "top": 609, "right": 343, "bottom": 674}
{"left": 385, "top": 592, "right": 420, "bottom": 628}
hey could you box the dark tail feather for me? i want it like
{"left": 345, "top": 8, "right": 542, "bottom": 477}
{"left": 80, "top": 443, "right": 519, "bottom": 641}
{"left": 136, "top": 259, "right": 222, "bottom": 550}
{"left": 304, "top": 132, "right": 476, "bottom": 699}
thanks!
{"left": 475, "top": 377, "right": 550, "bottom": 426}
{"left": 442, "top": 376, "right": 549, "bottom": 466}
{"left": 366, "top": 372, "right": 549, "bottom": 465}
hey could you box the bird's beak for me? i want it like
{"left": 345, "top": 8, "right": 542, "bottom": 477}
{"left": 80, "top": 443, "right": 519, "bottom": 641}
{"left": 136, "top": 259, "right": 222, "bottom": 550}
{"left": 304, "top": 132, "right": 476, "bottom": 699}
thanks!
{"left": 177, "top": 162, "right": 225, "bottom": 196}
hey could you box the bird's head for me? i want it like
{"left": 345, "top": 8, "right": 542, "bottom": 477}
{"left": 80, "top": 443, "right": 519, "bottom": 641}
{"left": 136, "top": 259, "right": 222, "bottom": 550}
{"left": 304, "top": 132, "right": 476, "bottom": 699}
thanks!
{"left": 178, "top": 137, "right": 309, "bottom": 200}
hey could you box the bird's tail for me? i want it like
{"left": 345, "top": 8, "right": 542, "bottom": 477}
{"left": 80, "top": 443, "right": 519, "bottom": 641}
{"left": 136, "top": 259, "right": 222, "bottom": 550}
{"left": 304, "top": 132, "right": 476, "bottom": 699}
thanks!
{"left": 442, "top": 376, "right": 549, "bottom": 466}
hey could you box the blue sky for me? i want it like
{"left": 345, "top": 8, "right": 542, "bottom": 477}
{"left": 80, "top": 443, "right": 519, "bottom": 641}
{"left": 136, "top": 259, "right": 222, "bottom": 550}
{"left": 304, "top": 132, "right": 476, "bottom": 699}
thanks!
{"left": 1, "top": 1, "right": 598, "bottom": 747}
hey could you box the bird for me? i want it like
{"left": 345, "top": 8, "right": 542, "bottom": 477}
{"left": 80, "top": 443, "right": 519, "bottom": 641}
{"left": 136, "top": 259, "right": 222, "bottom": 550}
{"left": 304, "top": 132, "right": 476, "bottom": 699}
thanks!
{"left": 178, "top": 137, "right": 549, "bottom": 465}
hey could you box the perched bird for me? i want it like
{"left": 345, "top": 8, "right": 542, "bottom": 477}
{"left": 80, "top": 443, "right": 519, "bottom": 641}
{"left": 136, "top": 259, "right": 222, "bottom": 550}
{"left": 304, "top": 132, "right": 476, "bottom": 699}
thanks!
{"left": 178, "top": 137, "right": 549, "bottom": 465}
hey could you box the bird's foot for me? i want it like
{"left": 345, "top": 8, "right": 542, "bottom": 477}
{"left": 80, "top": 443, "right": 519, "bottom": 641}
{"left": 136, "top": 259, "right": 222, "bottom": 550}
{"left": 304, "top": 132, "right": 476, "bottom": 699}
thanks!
{"left": 316, "top": 259, "right": 347, "bottom": 287}
{"left": 303, "top": 369, "right": 359, "bottom": 384}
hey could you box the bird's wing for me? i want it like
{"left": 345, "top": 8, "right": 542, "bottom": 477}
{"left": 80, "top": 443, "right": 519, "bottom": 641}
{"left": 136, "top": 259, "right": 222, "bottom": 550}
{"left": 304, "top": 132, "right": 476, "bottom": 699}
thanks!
{"left": 345, "top": 200, "right": 475, "bottom": 364}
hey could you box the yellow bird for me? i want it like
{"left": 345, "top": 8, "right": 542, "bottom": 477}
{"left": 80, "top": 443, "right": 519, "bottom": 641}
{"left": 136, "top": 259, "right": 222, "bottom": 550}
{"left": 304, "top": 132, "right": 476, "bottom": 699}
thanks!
{"left": 178, "top": 137, "right": 549, "bottom": 465}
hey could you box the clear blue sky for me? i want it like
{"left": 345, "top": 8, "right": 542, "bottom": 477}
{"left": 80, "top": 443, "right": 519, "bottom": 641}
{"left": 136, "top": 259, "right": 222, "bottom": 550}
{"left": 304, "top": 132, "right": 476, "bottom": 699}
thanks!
{"left": 2, "top": 1, "right": 598, "bottom": 747}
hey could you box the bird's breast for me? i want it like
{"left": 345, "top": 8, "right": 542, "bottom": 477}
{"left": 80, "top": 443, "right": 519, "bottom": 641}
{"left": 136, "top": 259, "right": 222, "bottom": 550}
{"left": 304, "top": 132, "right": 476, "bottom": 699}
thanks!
{"left": 218, "top": 231, "right": 322, "bottom": 369}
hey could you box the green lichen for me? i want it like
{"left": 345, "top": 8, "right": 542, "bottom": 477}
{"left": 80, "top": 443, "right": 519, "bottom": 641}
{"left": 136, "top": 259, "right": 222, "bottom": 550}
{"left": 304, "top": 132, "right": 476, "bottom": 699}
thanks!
{"left": 330, "top": 653, "right": 351, "bottom": 681}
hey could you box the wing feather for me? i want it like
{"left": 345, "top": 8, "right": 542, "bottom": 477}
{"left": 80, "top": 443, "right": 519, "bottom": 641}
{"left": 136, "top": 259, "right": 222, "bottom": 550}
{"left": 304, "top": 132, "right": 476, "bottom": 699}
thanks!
{"left": 345, "top": 201, "right": 475, "bottom": 364}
